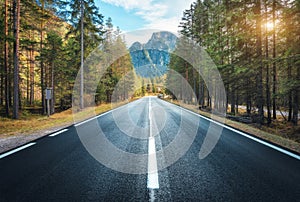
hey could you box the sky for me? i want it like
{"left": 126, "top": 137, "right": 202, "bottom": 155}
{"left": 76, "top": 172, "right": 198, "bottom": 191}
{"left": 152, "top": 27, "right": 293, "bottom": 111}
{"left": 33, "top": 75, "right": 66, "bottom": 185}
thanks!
{"left": 95, "top": 0, "right": 195, "bottom": 45}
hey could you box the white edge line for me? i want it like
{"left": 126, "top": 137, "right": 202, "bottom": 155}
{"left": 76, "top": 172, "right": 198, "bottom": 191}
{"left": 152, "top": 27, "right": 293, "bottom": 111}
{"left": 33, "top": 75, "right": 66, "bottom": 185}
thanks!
{"left": 49, "top": 129, "right": 69, "bottom": 137}
{"left": 74, "top": 107, "right": 118, "bottom": 127}
{"left": 160, "top": 99, "right": 300, "bottom": 161}
{"left": 0, "top": 142, "right": 36, "bottom": 159}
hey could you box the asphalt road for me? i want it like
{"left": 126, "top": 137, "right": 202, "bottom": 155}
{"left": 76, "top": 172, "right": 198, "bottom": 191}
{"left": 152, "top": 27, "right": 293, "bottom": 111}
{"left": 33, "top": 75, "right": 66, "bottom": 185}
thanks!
{"left": 0, "top": 97, "right": 299, "bottom": 201}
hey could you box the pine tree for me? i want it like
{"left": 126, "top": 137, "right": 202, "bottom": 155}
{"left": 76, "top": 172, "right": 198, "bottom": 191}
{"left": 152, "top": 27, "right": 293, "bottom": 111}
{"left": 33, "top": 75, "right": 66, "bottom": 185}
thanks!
{"left": 4, "top": 0, "right": 10, "bottom": 116}
{"left": 12, "top": 0, "right": 20, "bottom": 119}
{"left": 43, "top": 31, "right": 63, "bottom": 114}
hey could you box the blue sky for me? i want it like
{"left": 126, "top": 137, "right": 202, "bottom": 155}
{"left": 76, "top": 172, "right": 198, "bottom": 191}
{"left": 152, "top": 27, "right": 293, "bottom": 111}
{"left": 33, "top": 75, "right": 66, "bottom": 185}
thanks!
{"left": 95, "top": 0, "right": 195, "bottom": 33}
{"left": 96, "top": 2, "right": 145, "bottom": 31}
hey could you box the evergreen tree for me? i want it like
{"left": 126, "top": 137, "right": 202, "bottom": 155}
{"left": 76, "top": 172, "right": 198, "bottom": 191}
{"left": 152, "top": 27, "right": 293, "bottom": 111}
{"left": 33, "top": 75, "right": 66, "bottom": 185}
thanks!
{"left": 12, "top": 0, "right": 20, "bottom": 119}
{"left": 174, "top": 0, "right": 299, "bottom": 127}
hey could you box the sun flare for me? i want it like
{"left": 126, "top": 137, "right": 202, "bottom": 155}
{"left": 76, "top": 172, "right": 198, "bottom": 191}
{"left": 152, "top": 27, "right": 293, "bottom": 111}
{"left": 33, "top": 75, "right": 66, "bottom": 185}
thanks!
{"left": 265, "top": 22, "right": 274, "bottom": 30}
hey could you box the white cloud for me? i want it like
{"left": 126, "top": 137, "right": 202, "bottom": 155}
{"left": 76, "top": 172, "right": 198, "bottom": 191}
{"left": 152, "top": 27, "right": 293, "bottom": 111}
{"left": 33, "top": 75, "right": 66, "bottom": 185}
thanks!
{"left": 144, "top": 17, "right": 180, "bottom": 33}
{"left": 101, "top": 0, "right": 195, "bottom": 33}
{"left": 101, "top": 0, "right": 146, "bottom": 10}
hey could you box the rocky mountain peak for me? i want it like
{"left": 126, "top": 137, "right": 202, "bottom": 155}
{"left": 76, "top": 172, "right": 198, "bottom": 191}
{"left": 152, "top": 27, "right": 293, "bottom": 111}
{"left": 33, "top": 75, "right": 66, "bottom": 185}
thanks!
{"left": 129, "top": 31, "right": 178, "bottom": 78}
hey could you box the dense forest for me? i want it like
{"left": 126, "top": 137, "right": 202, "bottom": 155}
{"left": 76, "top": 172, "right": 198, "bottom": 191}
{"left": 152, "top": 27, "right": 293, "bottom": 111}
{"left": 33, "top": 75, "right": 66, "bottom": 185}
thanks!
{"left": 0, "top": 0, "right": 134, "bottom": 119}
{"left": 0, "top": 0, "right": 299, "bottom": 130}
{"left": 169, "top": 0, "right": 299, "bottom": 126}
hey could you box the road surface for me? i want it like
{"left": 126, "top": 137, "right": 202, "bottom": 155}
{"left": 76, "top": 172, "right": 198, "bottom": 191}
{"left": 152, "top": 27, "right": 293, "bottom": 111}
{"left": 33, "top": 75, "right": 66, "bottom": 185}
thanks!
{"left": 0, "top": 97, "right": 299, "bottom": 201}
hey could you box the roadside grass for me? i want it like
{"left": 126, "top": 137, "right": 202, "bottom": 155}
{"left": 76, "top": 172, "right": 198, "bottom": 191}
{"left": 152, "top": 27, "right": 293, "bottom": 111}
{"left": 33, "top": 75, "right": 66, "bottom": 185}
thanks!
{"left": 166, "top": 99, "right": 300, "bottom": 154}
{"left": 0, "top": 100, "right": 133, "bottom": 138}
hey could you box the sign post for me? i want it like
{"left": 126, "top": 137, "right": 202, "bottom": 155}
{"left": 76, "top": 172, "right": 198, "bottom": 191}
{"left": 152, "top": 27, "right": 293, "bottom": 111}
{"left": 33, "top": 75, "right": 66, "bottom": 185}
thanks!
{"left": 45, "top": 88, "right": 52, "bottom": 117}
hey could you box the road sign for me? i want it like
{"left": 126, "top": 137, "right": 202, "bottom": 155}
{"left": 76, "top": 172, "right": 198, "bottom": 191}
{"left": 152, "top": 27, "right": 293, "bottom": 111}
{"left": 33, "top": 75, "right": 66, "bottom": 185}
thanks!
{"left": 46, "top": 88, "right": 52, "bottom": 100}
{"left": 45, "top": 88, "right": 52, "bottom": 117}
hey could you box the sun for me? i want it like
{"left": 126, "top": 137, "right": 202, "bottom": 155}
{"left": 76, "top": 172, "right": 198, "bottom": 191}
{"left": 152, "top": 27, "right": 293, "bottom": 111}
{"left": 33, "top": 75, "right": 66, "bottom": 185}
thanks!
{"left": 265, "top": 22, "right": 274, "bottom": 30}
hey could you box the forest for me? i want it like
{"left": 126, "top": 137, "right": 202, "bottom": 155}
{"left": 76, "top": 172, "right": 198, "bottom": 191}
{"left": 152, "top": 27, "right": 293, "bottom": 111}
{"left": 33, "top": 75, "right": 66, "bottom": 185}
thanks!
{"left": 0, "top": 0, "right": 299, "bottom": 132}
{"left": 0, "top": 0, "right": 134, "bottom": 119}
{"left": 168, "top": 0, "right": 299, "bottom": 127}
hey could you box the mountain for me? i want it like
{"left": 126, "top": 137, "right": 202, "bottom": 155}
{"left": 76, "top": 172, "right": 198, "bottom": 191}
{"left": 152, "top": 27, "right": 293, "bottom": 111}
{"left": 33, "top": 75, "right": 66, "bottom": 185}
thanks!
{"left": 129, "top": 31, "right": 177, "bottom": 78}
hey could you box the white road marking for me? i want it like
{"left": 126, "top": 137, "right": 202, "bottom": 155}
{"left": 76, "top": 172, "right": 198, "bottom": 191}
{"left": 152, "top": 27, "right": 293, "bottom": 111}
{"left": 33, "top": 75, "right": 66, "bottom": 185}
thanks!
{"left": 148, "top": 137, "right": 159, "bottom": 189}
{"left": 147, "top": 97, "right": 159, "bottom": 189}
{"left": 149, "top": 97, "right": 152, "bottom": 137}
{"left": 0, "top": 143, "right": 36, "bottom": 159}
{"left": 49, "top": 129, "right": 69, "bottom": 137}
{"left": 149, "top": 189, "right": 156, "bottom": 202}
{"left": 160, "top": 99, "right": 300, "bottom": 161}
{"left": 74, "top": 111, "right": 109, "bottom": 127}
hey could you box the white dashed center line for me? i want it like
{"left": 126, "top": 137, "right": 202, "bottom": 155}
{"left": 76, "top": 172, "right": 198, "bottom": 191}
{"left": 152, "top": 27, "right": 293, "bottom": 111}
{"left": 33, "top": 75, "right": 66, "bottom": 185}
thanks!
{"left": 147, "top": 97, "right": 159, "bottom": 189}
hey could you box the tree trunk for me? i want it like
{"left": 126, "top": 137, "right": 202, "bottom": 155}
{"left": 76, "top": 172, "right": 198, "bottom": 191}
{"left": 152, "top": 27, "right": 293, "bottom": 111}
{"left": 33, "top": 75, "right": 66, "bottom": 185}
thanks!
{"left": 12, "top": 0, "right": 20, "bottom": 119}
{"left": 255, "top": 0, "right": 264, "bottom": 125}
{"left": 80, "top": 0, "right": 84, "bottom": 109}
{"left": 193, "top": 68, "right": 196, "bottom": 105}
{"left": 231, "top": 87, "right": 235, "bottom": 114}
{"left": 265, "top": 2, "right": 271, "bottom": 125}
{"left": 30, "top": 35, "right": 35, "bottom": 106}
{"left": 185, "top": 62, "right": 189, "bottom": 104}
{"left": 292, "top": 89, "right": 299, "bottom": 126}
{"left": 40, "top": 1, "right": 46, "bottom": 114}
{"left": 198, "top": 78, "right": 204, "bottom": 106}
{"left": 272, "top": 0, "right": 277, "bottom": 119}
{"left": 235, "top": 90, "right": 239, "bottom": 114}
{"left": 292, "top": 59, "right": 299, "bottom": 125}
{"left": 0, "top": 41, "right": 3, "bottom": 106}
{"left": 4, "top": 0, "right": 10, "bottom": 117}
{"left": 9, "top": 0, "right": 13, "bottom": 108}
{"left": 287, "top": 60, "right": 292, "bottom": 122}
{"left": 246, "top": 78, "right": 252, "bottom": 115}
{"left": 26, "top": 52, "right": 30, "bottom": 104}
{"left": 51, "top": 61, "right": 55, "bottom": 114}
